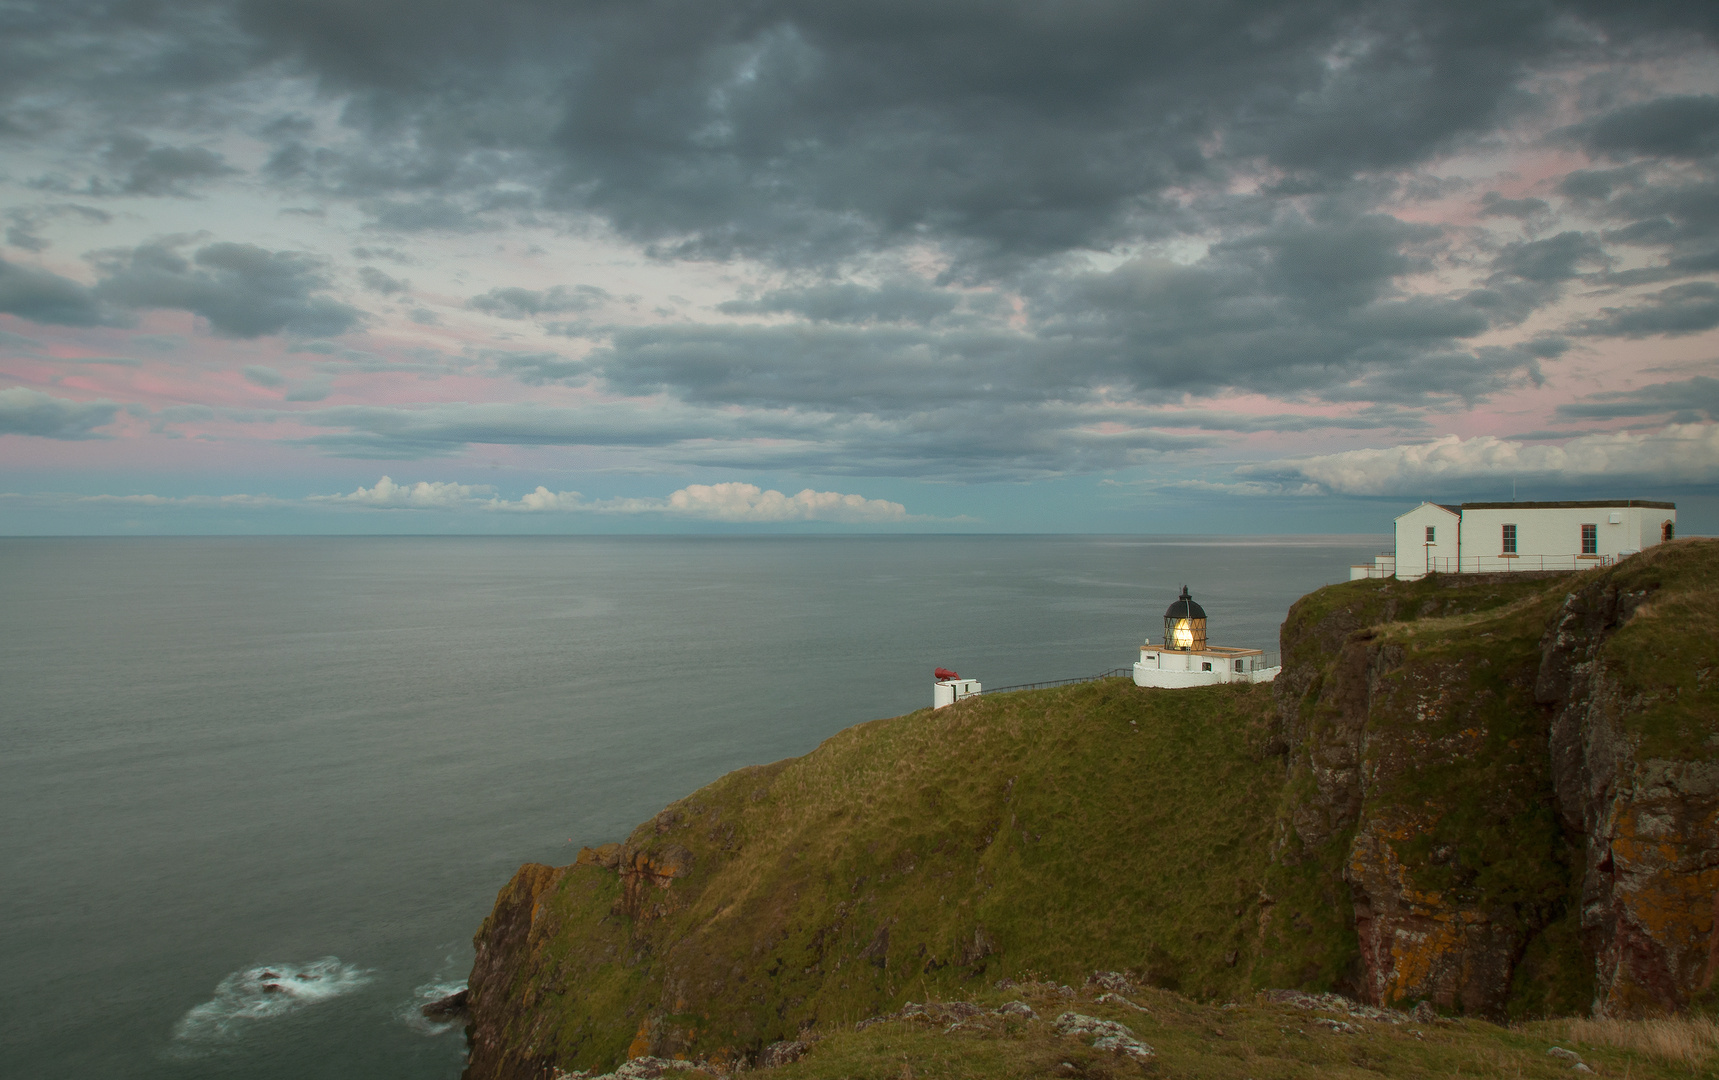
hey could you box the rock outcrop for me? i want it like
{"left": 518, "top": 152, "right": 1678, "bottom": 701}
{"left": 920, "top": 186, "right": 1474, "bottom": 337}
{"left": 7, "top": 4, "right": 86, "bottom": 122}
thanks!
{"left": 1274, "top": 541, "right": 1719, "bottom": 1018}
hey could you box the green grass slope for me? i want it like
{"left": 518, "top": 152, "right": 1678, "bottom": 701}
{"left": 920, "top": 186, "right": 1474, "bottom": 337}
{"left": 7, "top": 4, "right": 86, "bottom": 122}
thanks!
{"left": 471, "top": 678, "right": 1297, "bottom": 1072}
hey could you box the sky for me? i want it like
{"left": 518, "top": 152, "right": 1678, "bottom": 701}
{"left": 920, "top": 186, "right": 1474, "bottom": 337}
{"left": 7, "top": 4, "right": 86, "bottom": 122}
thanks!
{"left": 2, "top": 0, "right": 1717, "bottom": 535}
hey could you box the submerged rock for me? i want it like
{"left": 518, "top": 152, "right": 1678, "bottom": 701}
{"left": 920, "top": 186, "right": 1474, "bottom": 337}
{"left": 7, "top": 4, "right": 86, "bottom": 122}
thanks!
{"left": 422, "top": 988, "right": 469, "bottom": 1020}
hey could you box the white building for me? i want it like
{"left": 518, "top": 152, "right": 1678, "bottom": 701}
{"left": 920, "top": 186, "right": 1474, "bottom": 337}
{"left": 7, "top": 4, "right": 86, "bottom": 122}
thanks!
{"left": 932, "top": 670, "right": 982, "bottom": 708}
{"left": 1133, "top": 587, "right": 1280, "bottom": 689}
{"left": 1351, "top": 499, "right": 1677, "bottom": 581}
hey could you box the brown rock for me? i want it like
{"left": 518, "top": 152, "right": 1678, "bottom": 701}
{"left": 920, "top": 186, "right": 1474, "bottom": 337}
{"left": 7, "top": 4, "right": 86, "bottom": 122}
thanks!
{"left": 577, "top": 843, "right": 623, "bottom": 871}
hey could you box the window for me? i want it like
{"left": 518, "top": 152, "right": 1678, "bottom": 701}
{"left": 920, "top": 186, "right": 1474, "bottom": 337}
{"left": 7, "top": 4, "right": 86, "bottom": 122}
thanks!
{"left": 1425, "top": 525, "right": 1436, "bottom": 543}
{"left": 1502, "top": 524, "right": 1517, "bottom": 554}
{"left": 1201, "top": 662, "right": 1212, "bottom": 671}
{"left": 1663, "top": 521, "right": 1675, "bottom": 542}
{"left": 1234, "top": 659, "right": 1245, "bottom": 672}
{"left": 1581, "top": 523, "right": 1597, "bottom": 554}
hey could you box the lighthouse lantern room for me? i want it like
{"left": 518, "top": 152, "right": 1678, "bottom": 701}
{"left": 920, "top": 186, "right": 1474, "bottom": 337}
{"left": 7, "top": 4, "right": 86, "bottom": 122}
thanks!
{"left": 1134, "top": 586, "right": 1280, "bottom": 688}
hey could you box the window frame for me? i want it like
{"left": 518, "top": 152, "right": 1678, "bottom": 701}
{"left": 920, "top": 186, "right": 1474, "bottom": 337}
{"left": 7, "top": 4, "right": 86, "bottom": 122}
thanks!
{"left": 1502, "top": 523, "right": 1517, "bottom": 554}
{"left": 1581, "top": 523, "right": 1598, "bottom": 555}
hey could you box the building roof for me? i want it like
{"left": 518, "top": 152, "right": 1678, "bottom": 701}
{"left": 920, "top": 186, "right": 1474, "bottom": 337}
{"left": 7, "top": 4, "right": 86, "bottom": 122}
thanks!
{"left": 1164, "top": 585, "right": 1206, "bottom": 621}
{"left": 1459, "top": 500, "right": 1675, "bottom": 510}
{"left": 1394, "top": 501, "right": 1460, "bottom": 519}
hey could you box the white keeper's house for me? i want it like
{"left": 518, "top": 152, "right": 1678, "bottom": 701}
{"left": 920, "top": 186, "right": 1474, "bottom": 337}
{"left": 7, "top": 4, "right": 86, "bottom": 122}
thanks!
{"left": 1352, "top": 499, "right": 1677, "bottom": 581}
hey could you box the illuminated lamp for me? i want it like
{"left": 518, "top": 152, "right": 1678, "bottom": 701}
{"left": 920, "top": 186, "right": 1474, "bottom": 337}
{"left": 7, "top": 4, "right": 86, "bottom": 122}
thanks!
{"left": 1164, "top": 585, "right": 1207, "bottom": 651}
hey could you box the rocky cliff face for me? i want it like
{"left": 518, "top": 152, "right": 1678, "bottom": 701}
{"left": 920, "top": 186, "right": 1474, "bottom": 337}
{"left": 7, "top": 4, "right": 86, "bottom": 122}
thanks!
{"left": 1536, "top": 562, "right": 1719, "bottom": 1015}
{"left": 1274, "top": 540, "right": 1719, "bottom": 1019}
{"left": 463, "top": 541, "right": 1719, "bottom": 1078}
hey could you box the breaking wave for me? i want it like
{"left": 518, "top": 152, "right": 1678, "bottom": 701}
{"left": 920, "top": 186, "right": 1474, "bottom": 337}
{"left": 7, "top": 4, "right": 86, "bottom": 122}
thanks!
{"left": 401, "top": 978, "right": 469, "bottom": 1036}
{"left": 171, "top": 957, "right": 372, "bottom": 1044}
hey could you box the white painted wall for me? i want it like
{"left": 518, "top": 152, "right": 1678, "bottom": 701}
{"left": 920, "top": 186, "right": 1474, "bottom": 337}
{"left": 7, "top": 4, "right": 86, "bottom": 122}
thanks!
{"left": 1457, "top": 503, "right": 1675, "bottom": 572}
{"left": 933, "top": 678, "right": 981, "bottom": 708}
{"left": 1393, "top": 502, "right": 1460, "bottom": 578}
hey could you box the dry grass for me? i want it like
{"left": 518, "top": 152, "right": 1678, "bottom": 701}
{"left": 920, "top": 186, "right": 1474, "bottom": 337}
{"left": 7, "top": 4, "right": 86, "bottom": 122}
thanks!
{"left": 1562, "top": 1015, "right": 1719, "bottom": 1067}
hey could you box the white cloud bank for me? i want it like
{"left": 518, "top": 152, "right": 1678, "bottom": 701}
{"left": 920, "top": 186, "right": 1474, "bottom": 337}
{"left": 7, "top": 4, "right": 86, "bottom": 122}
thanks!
{"left": 309, "top": 475, "right": 493, "bottom": 508}
{"left": 8, "top": 476, "right": 914, "bottom": 523}
{"left": 494, "top": 481, "right": 910, "bottom": 522}
{"left": 1240, "top": 423, "right": 1719, "bottom": 496}
{"left": 600, "top": 482, "right": 908, "bottom": 523}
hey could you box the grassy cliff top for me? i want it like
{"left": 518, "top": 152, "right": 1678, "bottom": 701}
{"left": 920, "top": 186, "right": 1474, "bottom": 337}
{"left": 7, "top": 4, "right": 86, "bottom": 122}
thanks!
{"left": 468, "top": 539, "right": 1719, "bottom": 1077}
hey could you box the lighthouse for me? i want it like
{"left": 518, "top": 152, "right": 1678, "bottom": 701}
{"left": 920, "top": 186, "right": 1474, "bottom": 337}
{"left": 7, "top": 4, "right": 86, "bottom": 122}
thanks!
{"left": 1132, "top": 586, "right": 1280, "bottom": 688}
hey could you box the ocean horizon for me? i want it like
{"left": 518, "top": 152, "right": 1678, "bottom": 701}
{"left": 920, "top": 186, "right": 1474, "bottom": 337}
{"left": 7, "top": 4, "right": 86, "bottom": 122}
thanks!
{"left": 2, "top": 534, "right": 1383, "bottom": 1078}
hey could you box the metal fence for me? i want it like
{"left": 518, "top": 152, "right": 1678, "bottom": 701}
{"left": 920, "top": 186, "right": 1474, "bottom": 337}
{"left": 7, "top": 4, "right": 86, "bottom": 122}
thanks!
{"left": 1428, "top": 553, "right": 1614, "bottom": 574}
{"left": 978, "top": 652, "right": 1282, "bottom": 697}
{"left": 980, "top": 667, "right": 1134, "bottom": 695}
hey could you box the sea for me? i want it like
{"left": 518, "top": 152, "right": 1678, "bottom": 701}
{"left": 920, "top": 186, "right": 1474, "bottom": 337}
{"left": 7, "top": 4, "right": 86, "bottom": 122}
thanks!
{"left": 0, "top": 534, "right": 1382, "bottom": 1079}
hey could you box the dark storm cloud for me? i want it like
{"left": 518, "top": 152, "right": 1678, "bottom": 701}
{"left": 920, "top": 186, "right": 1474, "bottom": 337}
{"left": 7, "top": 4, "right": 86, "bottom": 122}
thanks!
{"left": 1557, "top": 375, "right": 1719, "bottom": 421}
{"left": 1478, "top": 192, "right": 1550, "bottom": 219}
{"left": 4, "top": 0, "right": 1718, "bottom": 481}
{"left": 0, "top": 256, "right": 104, "bottom": 325}
{"left": 0, "top": 386, "right": 121, "bottom": 437}
{"left": 90, "top": 239, "right": 367, "bottom": 338}
{"left": 1465, "top": 231, "right": 1611, "bottom": 325}
{"left": 5, "top": 0, "right": 1706, "bottom": 269}
{"left": 97, "top": 134, "right": 237, "bottom": 196}
{"left": 467, "top": 284, "right": 608, "bottom": 320}
{"left": 1574, "top": 281, "right": 1719, "bottom": 337}
{"left": 1575, "top": 95, "right": 1719, "bottom": 161}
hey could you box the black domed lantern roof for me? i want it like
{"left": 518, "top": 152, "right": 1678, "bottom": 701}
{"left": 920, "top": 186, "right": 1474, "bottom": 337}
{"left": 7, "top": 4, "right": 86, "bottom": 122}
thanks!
{"left": 1163, "top": 586, "right": 1207, "bottom": 650}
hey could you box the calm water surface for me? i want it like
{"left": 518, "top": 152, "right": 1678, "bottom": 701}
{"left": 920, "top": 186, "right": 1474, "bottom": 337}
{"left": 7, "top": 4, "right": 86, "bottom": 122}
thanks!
{"left": 0, "top": 535, "right": 1380, "bottom": 1078}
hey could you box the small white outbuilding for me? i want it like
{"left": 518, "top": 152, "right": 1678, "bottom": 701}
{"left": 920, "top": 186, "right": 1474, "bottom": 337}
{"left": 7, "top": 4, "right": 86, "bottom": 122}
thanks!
{"left": 932, "top": 672, "right": 982, "bottom": 709}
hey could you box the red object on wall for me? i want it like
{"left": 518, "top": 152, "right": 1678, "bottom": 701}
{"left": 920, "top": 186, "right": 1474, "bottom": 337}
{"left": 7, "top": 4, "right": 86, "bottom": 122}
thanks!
{"left": 934, "top": 667, "right": 960, "bottom": 681}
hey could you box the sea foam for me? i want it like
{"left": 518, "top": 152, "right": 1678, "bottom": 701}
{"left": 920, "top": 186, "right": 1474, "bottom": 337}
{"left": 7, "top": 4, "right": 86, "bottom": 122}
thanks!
{"left": 401, "top": 978, "right": 470, "bottom": 1036}
{"left": 172, "top": 957, "right": 372, "bottom": 1043}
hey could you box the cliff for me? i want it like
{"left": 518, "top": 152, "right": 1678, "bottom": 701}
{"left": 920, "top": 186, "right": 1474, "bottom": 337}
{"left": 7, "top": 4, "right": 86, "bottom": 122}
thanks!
{"left": 1271, "top": 538, "right": 1718, "bottom": 1020}
{"left": 464, "top": 539, "right": 1719, "bottom": 1079}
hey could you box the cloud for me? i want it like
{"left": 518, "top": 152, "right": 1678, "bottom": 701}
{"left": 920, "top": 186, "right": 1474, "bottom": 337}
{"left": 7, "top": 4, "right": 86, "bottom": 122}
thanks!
{"left": 4, "top": 203, "right": 112, "bottom": 252}
{"left": 718, "top": 280, "right": 962, "bottom": 324}
{"left": 98, "top": 134, "right": 237, "bottom": 196}
{"left": 1477, "top": 192, "right": 1549, "bottom": 219}
{"left": 1557, "top": 376, "right": 1719, "bottom": 422}
{"left": 592, "top": 482, "right": 909, "bottom": 523}
{"left": 243, "top": 364, "right": 286, "bottom": 387}
{"left": 1573, "top": 281, "right": 1719, "bottom": 338}
{"left": 308, "top": 475, "right": 491, "bottom": 508}
{"left": 357, "top": 266, "right": 408, "bottom": 295}
{"left": 0, "top": 257, "right": 104, "bottom": 326}
{"left": 0, "top": 386, "right": 121, "bottom": 438}
{"left": 69, "top": 492, "right": 292, "bottom": 508}
{"left": 459, "top": 480, "right": 912, "bottom": 521}
{"left": 91, "top": 239, "right": 367, "bottom": 338}
{"left": 14, "top": 477, "right": 917, "bottom": 524}
{"left": 13, "top": 0, "right": 1696, "bottom": 272}
{"left": 467, "top": 284, "right": 607, "bottom": 319}
{"left": 1575, "top": 95, "right": 1719, "bottom": 161}
{"left": 490, "top": 351, "right": 590, "bottom": 385}
{"left": 1237, "top": 423, "right": 1719, "bottom": 495}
